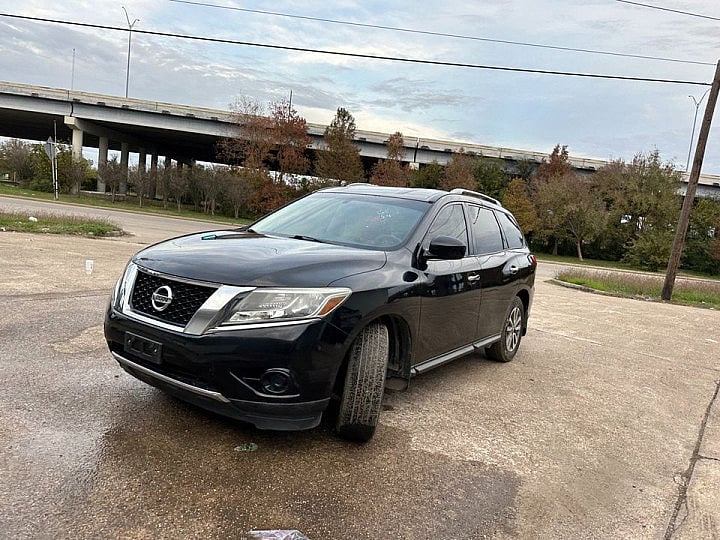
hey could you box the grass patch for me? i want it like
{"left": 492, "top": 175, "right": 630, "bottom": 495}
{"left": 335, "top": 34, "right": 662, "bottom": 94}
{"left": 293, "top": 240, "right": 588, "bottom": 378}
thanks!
{"left": 556, "top": 268, "right": 720, "bottom": 309}
{"left": 0, "top": 184, "right": 250, "bottom": 226}
{"left": 538, "top": 252, "right": 720, "bottom": 282}
{"left": 536, "top": 253, "right": 639, "bottom": 271}
{"left": 0, "top": 210, "right": 122, "bottom": 237}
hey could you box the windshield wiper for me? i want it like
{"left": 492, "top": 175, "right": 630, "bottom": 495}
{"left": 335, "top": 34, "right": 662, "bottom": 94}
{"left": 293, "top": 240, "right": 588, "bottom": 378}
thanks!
{"left": 290, "top": 234, "right": 325, "bottom": 243}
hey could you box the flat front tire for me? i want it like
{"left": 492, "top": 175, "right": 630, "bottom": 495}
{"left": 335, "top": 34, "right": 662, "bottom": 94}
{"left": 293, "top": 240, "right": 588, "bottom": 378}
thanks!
{"left": 336, "top": 323, "right": 389, "bottom": 442}
{"left": 487, "top": 296, "right": 524, "bottom": 363}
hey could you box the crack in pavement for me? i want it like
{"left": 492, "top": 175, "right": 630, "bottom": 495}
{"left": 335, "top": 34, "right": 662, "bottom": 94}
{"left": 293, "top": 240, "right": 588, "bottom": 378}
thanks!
{"left": 664, "top": 379, "right": 720, "bottom": 539}
{"left": 696, "top": 455, "right": 720, "bottom": 463}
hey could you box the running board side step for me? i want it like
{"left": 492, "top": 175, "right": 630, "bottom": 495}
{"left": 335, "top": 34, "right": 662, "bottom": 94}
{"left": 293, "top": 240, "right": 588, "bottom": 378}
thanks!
{"left": 410, "top": 334, "right": 501, "bottom": 376}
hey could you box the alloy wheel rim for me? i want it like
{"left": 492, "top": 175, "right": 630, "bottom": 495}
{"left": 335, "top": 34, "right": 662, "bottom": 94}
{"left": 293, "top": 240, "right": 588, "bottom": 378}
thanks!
{"left": 505, "top": 306, "right": 522, "bottom": 352}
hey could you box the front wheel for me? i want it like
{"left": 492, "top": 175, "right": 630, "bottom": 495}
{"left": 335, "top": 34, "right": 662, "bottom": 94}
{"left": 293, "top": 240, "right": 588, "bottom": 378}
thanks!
{"left": 336, "top": 323, "right": 389, "bottom": 442}
{"left": 486, "top": 297, "right": 524, "bottom": 363}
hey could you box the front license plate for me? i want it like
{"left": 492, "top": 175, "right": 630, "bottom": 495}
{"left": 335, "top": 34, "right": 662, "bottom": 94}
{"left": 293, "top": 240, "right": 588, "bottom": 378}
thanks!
{"left": 124, "top": 332, "right": 163, "bottom": 364}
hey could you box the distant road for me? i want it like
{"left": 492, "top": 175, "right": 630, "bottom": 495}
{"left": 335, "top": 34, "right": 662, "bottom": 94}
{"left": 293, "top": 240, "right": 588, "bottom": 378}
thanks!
{"left": 0, "top": 196, "right": 227, "bottom": 245}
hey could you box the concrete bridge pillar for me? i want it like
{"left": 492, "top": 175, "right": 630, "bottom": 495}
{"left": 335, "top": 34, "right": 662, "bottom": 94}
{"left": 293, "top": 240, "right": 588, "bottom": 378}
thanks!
{"left": 158, "top": 156, "right": 172, "bottom": 200}
{"left": 149, "top": 151, "right": 158, "bottom": 199}
{"left": 97, "top": 136, "right": 108, "bottom": 193}
{"left": 71, "top": 127, "right": 83, "bottom": 161}
{"left": 120, "top": 142, "right": 129, "bottom": 195}
{"left": 138, "top": 148, "right": 147, "bottom": 173}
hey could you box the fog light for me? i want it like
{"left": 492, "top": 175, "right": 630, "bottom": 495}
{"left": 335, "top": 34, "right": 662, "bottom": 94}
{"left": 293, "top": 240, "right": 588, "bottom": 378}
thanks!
{"left": 260, "top": 369, "right": 292, "bottom": 395}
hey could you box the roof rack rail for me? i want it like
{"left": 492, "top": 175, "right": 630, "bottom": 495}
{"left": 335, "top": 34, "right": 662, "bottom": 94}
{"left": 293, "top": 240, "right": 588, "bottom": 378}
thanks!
{"left": 449, "top": 188, "right": 502, "bottom": 207}
{"left": 344, "top": 182, "right": 376, "bottom": 187}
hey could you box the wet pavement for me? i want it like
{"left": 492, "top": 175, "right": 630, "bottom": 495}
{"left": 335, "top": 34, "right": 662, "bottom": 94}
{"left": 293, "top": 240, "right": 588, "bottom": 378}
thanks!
{"left": 1, "top": 198, "right": 719, "bottom": 539}
{"left": 0, "top": 292, "right": 518, "bottom": 539}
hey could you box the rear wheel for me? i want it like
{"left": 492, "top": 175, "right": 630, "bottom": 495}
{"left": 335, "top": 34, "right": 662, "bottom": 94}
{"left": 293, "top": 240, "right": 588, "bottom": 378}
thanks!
{"left": 487, "top": 296, "right": 524, "bottom": 363}
{"left": 336, "top": 323, "right": 389, "bottom": 442}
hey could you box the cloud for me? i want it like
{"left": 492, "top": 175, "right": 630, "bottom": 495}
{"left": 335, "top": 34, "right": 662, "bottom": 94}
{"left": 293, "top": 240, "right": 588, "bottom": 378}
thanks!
{"left": 367, "top": 77, "right": 473, "bottom": 113}
{"left": 4, "top": 0, "right": 720, "bottom": 173}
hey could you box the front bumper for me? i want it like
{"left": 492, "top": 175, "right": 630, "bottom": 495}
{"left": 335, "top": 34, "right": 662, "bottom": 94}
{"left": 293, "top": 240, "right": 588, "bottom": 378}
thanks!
{"left": 105, "top": 306, "right": 349, "bottom": 431}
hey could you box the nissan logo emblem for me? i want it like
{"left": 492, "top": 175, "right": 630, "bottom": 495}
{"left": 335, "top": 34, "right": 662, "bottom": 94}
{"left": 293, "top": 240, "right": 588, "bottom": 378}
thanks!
{"left": 151, "top": 285, "right": 173, "bottom": 312}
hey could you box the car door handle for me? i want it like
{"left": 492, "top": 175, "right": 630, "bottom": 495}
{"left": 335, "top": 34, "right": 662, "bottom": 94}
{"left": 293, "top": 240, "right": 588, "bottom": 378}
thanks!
{"left": 468, "top": 273, "right": 481, "bottom": 282}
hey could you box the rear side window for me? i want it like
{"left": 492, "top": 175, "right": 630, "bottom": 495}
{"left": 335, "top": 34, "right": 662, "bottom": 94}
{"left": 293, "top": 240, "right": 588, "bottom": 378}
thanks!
{"left": 467, "top": 205, "right": 504, "bottom": 254}
{"left": 496, "top": 211, "right": 525, "bottom": 249}
{"left": 423, "top": 204, "right": 468, "bottom": 252}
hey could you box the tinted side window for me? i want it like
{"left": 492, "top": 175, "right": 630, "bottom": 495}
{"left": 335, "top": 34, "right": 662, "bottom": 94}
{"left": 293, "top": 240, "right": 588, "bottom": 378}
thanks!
{"left": 496, "top": 211, "right": 525, "bottom": 249}
{"left": 467, "top": 205, "right": 504, "bottom": 254}
{"left": 423, "top": 204, "right": 468, "bottom": 252}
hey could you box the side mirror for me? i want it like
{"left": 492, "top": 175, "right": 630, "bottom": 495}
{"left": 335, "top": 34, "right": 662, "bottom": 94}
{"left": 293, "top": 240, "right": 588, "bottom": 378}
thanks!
{"left": 427, "top": 236, "right": 466, "bottom": 260}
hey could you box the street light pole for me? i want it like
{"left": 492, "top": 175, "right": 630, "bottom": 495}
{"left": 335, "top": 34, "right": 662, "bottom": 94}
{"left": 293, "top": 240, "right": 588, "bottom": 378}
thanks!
{"left": 686, "top": 88, "right": 710, "bottom": 171}
{"left": 122, "top": 7, "right": 139, "bottom": 99}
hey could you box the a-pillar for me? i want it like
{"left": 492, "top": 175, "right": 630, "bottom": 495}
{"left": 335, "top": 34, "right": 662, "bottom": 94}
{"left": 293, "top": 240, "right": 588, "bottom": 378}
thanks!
{"left": 97, "top": 136, "right": 108, "bottom": 193}
{"left": 149, "top": 151, "right": 158, "bottom": 199}
{"left": 119, "top": 142, "right": 129, "bottom": 195}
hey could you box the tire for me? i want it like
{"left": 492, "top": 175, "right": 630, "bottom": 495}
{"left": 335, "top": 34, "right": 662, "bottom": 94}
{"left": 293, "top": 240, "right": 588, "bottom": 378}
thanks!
{"left": 336, "top": 323, "right": 390, "bottom": 442}
{"left": 487, "top": 296, "right": 524, "bottom": 363}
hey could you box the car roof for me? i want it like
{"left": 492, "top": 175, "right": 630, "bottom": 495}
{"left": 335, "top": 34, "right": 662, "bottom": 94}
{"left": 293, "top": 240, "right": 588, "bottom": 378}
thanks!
{"left": 321, "top": 183, "right": 503, "bottom": 208}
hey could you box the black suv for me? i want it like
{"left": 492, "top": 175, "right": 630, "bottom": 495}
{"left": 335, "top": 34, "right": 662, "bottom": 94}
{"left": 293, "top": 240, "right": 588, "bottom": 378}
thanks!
{"left": 105, "top": 184, "right": 536, "bottom": 441}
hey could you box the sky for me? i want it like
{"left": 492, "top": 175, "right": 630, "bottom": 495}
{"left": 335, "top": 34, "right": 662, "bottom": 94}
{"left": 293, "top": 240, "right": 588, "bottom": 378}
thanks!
{"left": 2, "top": 0, "right": 720, "bottom": 173}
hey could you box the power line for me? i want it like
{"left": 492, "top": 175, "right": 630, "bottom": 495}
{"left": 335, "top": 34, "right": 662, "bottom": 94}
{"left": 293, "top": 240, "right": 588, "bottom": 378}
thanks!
{"left": 169, "top": 0, "right": 715, "bottom": 67}
{"left": 0, "top": 12, "right": 711, "bottom": 86}
{"left": 616, "top": 1, "right": 720, "bottom": 22}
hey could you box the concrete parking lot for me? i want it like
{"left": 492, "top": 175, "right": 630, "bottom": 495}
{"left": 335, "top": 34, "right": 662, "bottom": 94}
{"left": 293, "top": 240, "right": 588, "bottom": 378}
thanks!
{"left": 1, "top": 197, "right": 719, "bottom": 539}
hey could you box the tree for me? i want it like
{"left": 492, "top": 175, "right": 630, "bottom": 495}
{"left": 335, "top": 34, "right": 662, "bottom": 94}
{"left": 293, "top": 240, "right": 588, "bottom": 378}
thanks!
{"left": 65, "top": 156, "right": 91, "bottom": 195}
{"left": 98, "top": 157, "right": 125, "bottom": 202}
{"left": 245, "top": 169, "right": 288, "bottom": 216}
{"left": 218, "top": 97, "right": 274, "bottom": 169}
{"left": 222, "top": 169, "right": 252, "bottom": 219}
{"left": 533, "top": 144, "right": 573, "bottom": 188}
{"left": 535, "top": 174, "right": 570, "bottom": 255}
{"left": 195, "top": 165, "right": 224, "bottom": 215}
{"left": 370, "top": 131, "right": 410, "bottom": 187}
{"left": 28, "top": 143, "right": 91, "bottom": 195}
{"left": 269, "top": 99, "right": 311, "bottom": 187}
{"left": 681, "top": 198, "right": 720, "bottom": 274}
{"left": 560, "top": 177, "right": 608, "bottom": 261}
{"left": 475, "top": 157, "right": 509, "bottom": 199}
{"left": 535, "top": 172, "right": 607, "bottom": 261}
{"left": 129, "top": 165, "right": 153, "bottom": 207}
{"left": 514, "top": 158, "right": 537, "bottom": 181}
{"left": 315, "top": 107, "right": 364, "bottom": 184}
{"left": 163, "top": 162, "right": 189, "bottom": 212}
{"left": 440, "top": 149, "right": 475, "bottom": 191}
{"left": 593, "top": 151, "right": 681, "bottom": 269}
{"left": 502, "top": 178, "right": 538, "bottom": 236}
{"left": 409, "top": 161, "right": 443, "bottom": 189}
{"left": 530, "top": 144, "right": 580, "bottom": 256}
{"left": 0, "top": 139, "right": 34, "bottom": 184}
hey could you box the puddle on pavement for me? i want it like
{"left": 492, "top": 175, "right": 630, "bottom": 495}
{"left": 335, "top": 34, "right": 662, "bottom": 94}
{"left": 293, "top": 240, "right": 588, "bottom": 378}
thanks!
{"left": 45, "top": 393, "right": 519, "bottom": 539}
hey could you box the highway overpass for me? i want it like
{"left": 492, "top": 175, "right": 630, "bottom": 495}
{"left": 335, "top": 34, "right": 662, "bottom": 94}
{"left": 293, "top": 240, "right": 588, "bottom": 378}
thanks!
{"left": 0, "top": 80, "right": 718, "bottom": 197}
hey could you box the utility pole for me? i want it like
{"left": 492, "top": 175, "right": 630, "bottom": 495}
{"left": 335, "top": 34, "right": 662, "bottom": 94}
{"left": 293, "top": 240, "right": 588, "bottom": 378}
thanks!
{"left": 71, "top": 48, "right": 76, "bottom": 91}
{"left": 685, "top": 88, "right": 710, "bottom": 171}
{"left": 122, "top": 7, "right": 140, "bottom": 98}
{"left": 661, "top": 60, "right": 720, "bottom": 301}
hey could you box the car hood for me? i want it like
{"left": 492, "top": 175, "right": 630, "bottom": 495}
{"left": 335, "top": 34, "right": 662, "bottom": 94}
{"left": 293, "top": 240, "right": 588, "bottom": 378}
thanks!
{"left": 132, "top": 231, "right": 387, "bottom": 287}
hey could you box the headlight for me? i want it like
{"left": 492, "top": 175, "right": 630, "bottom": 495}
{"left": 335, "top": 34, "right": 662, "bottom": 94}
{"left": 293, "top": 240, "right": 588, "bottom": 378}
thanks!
{"left": 221, "top": 287, "right": 351, "bottom": 325}
{"left": 112, "top": 262, "right": 135, "bottom": 311}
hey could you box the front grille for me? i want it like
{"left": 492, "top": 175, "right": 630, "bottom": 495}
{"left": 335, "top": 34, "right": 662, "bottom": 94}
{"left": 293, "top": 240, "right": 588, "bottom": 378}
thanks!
{"left": 130, "top": 269, "right": 217, "bottom": 327}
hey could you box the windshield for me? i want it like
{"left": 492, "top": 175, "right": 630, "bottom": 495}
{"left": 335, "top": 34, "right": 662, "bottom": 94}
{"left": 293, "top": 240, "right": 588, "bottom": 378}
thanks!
{"left": 252, "top": 192, "right": 430, "bottom": 249}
